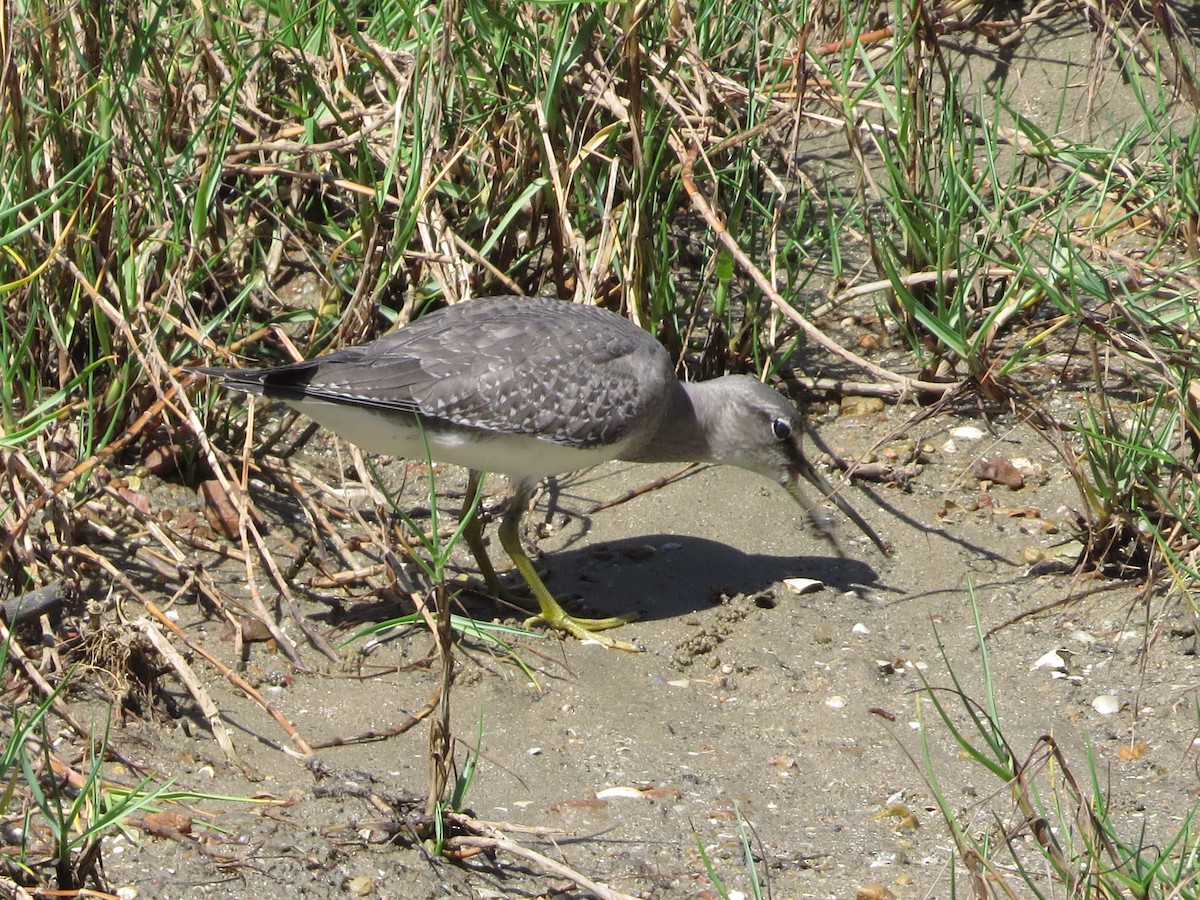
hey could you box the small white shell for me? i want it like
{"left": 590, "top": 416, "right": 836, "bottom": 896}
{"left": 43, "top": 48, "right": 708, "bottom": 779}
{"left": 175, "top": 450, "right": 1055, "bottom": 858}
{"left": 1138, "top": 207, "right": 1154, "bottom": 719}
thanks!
{"left": 1092, "top": 695, "right": 1121, "bottom": 716}
{"left": 950, "top": 425, "right": 986, "bottom": 440}
{"left": 596, "top": 786, "right": 645, "bottom": 800}
{"left": 783, "top": 577, "right": 824, "bottom": 594}
{"left": 1031, "top": 649, "right": 1067, "bottom": 671}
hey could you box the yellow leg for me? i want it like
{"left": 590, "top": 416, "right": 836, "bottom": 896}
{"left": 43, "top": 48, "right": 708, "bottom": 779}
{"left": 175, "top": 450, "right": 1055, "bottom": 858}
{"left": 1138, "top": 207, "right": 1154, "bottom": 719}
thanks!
{"left": 497, "top": 478, "right": 641, "bottom": 651}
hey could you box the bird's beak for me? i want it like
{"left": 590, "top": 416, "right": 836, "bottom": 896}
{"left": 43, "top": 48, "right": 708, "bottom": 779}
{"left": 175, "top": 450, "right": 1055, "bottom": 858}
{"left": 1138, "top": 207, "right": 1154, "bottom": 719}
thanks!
{"left": 786, "top": 456, "right": 888, "bottom": 554}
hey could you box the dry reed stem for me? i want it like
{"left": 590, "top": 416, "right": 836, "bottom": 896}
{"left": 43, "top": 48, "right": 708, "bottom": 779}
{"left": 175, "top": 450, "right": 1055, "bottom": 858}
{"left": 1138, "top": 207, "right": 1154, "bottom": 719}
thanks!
{"left": 144, "top": 601, "right": 314, "bottom": 759}
{"left": 134, "top": 617, "right": 239, "bottom": 764}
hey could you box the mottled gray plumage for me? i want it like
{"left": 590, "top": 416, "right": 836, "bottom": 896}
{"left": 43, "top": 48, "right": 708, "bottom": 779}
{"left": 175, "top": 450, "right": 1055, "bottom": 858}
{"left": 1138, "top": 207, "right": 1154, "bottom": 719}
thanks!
{"left": 209, "top": 299, "right": 670, "bottom": 449}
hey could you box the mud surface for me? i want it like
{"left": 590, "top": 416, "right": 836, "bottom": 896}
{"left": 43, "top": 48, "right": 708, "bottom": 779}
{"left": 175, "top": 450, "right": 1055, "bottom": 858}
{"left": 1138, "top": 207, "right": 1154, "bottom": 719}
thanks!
{"left": 91, "top": 392, "right": 1198, "bottom": 899}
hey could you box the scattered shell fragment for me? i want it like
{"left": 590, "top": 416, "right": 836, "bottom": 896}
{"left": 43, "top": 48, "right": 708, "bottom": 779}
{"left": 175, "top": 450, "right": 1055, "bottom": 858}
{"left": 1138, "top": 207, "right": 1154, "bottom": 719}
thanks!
{"left": 1031, "top": 649, "right": 1068, "bottom": 672}
{"left": 975, "top": 455, "right": 1025, "bottom": 489}
{"left": 857, "top": 884, "right": 897, "bottom": 900}
{"left": 950, "top": 425, "right": 985, "bottom": 440}
{"left": 783, "top": 577, "right": 824, "bottom": 595}
{"left": 826, "top": 695, "right": 847, "bottom": 710}
{"left": 852, "top": 622, "right": 870, "bottom": 635}
{"left": 222, "top": 616, "right": 273, "bottom": 643}
{"left": 595, "top": 786, "right": 646, "bottom": 800}
{"left": 1092, "top": 695, "right": 1121, "bottom": 716}
{"left": 995, "top": 504, "right": 1040, "bottom": 518}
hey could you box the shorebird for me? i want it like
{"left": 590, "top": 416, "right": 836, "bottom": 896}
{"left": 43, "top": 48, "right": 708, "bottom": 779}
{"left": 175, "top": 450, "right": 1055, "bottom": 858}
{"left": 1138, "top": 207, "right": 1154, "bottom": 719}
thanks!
{"left": 200, "top": 296, "right": 885, "bottom": 650}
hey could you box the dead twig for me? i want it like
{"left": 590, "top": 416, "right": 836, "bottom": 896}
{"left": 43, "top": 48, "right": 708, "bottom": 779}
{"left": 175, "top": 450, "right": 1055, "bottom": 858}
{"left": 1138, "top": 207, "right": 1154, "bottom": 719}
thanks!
{"left": 133, "top": 617, "right": 239, "bottom": 764}
{"left": 0, "top": 381, "right": 184, "bottom": 570}
{"left": 143, "top": 600, "right": 315, "bottom": 759}
{"left": 584, "top": 464, "right": 698, "bottom": 515}
{"left": 0, "top": 618, "right": 143, "bottom": 771}
{"left": 442, "top": 825, "right": 640, "bottom": 900}
{"left": 309, "top": 680, "right": 442, "bottom": 750}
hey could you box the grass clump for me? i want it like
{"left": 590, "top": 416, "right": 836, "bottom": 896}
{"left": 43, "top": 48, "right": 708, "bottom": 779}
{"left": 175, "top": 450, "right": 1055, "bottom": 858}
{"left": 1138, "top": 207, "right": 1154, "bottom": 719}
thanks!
{"left": 913, "top": 584, "right": 1200, "bottom": 898}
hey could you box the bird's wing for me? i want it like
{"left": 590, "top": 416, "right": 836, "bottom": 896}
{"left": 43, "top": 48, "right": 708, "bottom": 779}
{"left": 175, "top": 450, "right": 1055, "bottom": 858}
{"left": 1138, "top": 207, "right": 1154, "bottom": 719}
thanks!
{"left": 206, "top": 300, "right": 674, "bottom": 449}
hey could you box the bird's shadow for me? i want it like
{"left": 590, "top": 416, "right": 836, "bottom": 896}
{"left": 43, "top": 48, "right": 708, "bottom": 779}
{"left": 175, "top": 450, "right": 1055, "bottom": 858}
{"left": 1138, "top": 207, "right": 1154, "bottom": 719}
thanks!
{"left": 541, "top": 533, "right": 881, "bottom": 623}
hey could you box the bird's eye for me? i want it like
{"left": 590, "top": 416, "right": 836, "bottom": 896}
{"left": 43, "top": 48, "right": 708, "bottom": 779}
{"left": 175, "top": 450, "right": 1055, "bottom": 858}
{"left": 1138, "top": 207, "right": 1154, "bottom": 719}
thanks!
{"left": 772, "top": 418, "right": 791, "bottom": 440}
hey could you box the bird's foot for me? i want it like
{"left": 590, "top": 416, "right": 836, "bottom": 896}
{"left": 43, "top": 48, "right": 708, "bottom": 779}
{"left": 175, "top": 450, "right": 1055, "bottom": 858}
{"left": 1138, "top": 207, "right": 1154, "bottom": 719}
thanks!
{"left": 524, "top": 608, "right": 642, "bottom": 652}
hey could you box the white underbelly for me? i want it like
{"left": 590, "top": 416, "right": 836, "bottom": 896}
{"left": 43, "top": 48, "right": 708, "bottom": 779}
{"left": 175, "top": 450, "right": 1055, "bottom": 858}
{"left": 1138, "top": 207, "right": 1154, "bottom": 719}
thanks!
{"left": 286, "top": 398, "right": 625, "bottom": 478}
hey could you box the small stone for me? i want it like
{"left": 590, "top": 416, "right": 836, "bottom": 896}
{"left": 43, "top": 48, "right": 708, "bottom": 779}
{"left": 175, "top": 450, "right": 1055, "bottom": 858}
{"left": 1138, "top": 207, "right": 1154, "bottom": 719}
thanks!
{"left": 857, "top": 884, "right": 897, "bottom": 900}
{"left": 841, "top": 396, "right": 886, "bottom": 416}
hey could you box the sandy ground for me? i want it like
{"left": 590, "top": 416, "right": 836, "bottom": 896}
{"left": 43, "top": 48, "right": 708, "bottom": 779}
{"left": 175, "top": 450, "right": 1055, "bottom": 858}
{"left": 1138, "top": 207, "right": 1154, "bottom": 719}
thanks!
{"left": 90, "top": 394, "right": 1198, "bottom": 899}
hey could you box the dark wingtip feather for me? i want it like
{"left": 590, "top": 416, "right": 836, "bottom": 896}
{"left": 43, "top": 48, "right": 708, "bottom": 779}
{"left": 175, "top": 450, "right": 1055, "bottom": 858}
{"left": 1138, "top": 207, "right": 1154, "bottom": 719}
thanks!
{"left": 195, "top": 366, "right": 269, "bottom": 395}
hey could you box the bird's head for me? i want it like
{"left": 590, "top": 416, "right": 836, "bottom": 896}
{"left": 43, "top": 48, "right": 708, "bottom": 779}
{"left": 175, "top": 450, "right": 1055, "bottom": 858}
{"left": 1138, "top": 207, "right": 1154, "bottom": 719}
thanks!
{"left": 710, "top": 376, "right": 888, "bottom": 554}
